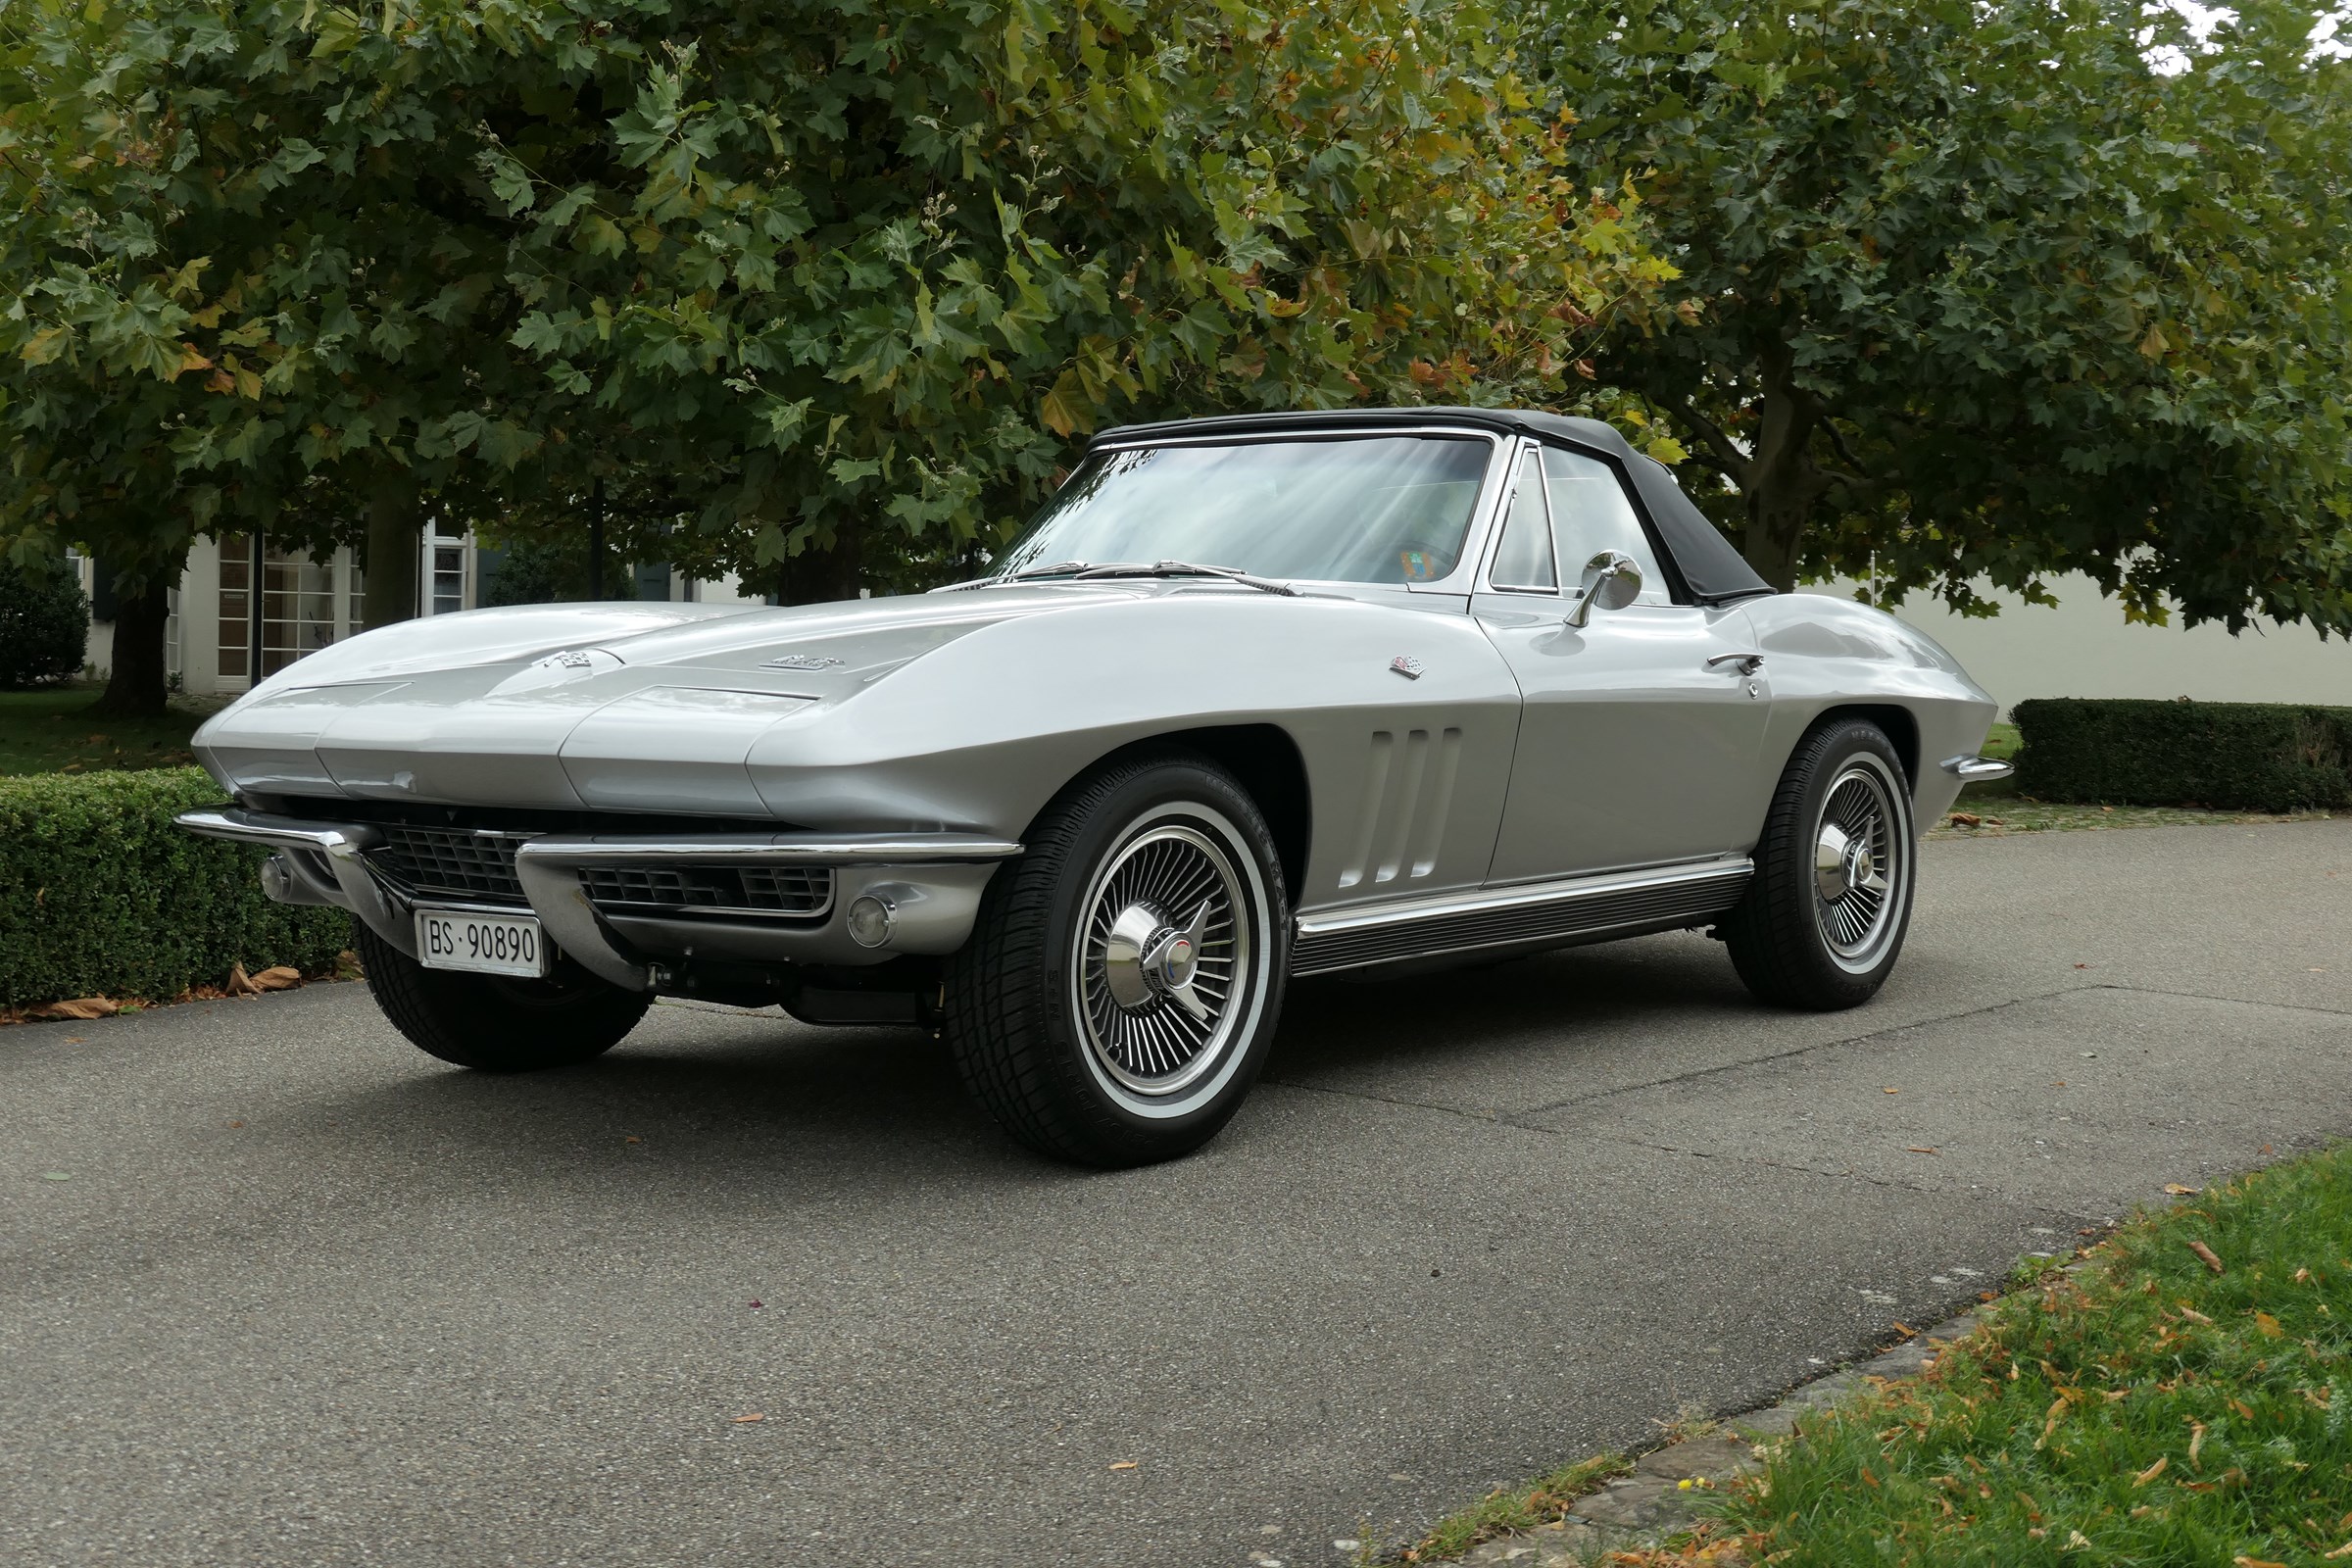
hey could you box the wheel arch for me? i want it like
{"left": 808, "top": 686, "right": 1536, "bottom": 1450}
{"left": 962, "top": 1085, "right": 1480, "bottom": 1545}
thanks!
{"left": 1079, "top": 724, "right": 1312, "bottom": 901}
{"left": 1808, "top": 703, "right": 1921, "bottom": 791}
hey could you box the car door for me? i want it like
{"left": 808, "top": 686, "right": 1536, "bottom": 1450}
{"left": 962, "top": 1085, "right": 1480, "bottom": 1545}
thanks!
{"left": 1475, "top": 439, "right": 1771, "bottom": 883}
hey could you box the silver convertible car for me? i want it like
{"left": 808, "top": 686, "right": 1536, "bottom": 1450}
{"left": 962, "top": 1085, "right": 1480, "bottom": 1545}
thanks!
{"left": 181, "top": 409, "right": 2009, "bottom": 1166}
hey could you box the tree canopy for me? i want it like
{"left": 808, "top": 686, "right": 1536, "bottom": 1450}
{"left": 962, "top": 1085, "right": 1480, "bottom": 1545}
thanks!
{"left": 1543, "top": 0, "right": 2352, "bottom": 633}
{"left": 0, "top": 0, "right": 1675, "bottom": 640}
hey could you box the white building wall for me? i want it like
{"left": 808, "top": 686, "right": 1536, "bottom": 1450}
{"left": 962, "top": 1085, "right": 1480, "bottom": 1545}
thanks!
{"left": 1819, "top": 573, "right": 2352, "bottom": 716}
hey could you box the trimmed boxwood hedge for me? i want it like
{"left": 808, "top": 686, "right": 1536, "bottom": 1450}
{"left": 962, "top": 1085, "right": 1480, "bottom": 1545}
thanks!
{"left": 1, "top": 766, "right": 350, "bottom": 1008}
{"left": 2012, "top": 698, "right": 2352, "bottom": 812}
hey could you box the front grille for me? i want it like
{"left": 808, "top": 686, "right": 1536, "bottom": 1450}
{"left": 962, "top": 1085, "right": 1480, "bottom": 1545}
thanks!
{"left": 581, "top": 864, "right": 833, "bottom": 920}
{"left": 368, "top": 827, "right": 534, "bottom": 905}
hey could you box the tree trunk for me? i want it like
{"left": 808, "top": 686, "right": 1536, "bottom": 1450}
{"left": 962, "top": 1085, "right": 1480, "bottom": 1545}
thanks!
{"left": 1740, "top": 359, "right": 1816, "bottom": 593}
{"left": 1742, "top": 485, "right": 1811, "bottom": 593}
{"left": 87, "top": 569, "right": 175, "bottom": 719}
{"left": 363, "top": 471, "right": 423, "bottom": 628}
{"left": 773, "top": 530, "right": 864, "bottom": 606}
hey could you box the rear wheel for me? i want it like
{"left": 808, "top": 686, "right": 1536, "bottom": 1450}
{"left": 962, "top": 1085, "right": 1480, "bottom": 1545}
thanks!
{"left": 356, "top": 925, "right": 652, "bottom": 1071}
{"left": 943, "top": 753, "right": 1289, "bottom": 1167}
{"left": 1723, "top": 718, "right": 1916, "bottom": 1009}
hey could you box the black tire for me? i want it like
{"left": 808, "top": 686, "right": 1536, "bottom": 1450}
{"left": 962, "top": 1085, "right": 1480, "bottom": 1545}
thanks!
{"left": 942, "top": 752, "right": 1291, "bottom": 1167}
{"left": 355, "top": 924, "right": 653, "bottom": 1071}
{"left": 1723, "top": 717, "right": 1917, "bottom": 1010}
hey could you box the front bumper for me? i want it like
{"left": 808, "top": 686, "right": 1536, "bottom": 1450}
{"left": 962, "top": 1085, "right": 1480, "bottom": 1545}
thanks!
{"left": 174, "top": 807, "right": 1021, "bottom": 992}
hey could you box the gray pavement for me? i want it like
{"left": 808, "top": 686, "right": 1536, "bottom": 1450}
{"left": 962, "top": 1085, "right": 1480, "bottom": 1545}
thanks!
{"left": 3, "top": 820, "right": 2348, "bottom": 1567}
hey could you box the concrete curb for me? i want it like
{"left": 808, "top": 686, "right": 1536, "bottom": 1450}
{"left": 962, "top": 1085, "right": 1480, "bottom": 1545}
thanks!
{"left": 1452, "top": 1308, "right": 1988, "bottom": 1567}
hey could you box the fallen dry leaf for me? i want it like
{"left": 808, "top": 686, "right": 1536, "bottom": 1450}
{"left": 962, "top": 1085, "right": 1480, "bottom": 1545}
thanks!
{"left": 1108, "top": 1460, "right": 1139, "bottom": 1471}
{"left": 2133, "top": 1456, "right": 2167, "bottom": 1486}
{"left": 731, "top": 1413, "right": 763, "bottom": 1424}
{"left": 2252, "top": 1311, "right": 2283, "bottom": 1339}
{"left": 2164, "top": 1183, "right": 2200, "bottom": 1196}
{"left": 1883, "top": 1087, "right": 1900, "bottom": 1095}
{"left": 1948, "top": 812, "right": 1982, "bottom": 827}
{"left": 2188, "top": 1241, "right": 2226, "bottom": 1274}
{"left": 29, "top": 997, "right": 119, "bottom": 1021}
{"left": 2324, "top": 1543, "right": 2352, "bottom": 1560}
{"left": 251, "top": 965, "right": 302, "bottom": 992}
{"left": 225, "top": 964, "right": 260, "bottom": 997}
{"left": 2236, "top": 1557, "right": 2288, "bottom": 1568}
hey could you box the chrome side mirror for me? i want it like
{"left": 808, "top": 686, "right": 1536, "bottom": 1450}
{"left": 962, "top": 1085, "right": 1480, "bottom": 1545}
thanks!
{"left": 1565, "top": 551, "right": 1642, "bottom": 628}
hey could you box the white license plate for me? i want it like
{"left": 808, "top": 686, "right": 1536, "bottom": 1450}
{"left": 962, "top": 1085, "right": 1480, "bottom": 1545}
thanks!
{"left": 415, "top": 908, "right": 548, "bottom": 978}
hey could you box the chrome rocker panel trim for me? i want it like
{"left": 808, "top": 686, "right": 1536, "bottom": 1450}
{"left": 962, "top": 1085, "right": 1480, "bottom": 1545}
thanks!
{"left": 1290, "top": 858, "right": 1754, "bottom": 976}
{"left": 1939, "top": 754, "right": 2016, "bottom": 782}
{"left": 178, "top": 806, "right": 1022, "bottom": 993}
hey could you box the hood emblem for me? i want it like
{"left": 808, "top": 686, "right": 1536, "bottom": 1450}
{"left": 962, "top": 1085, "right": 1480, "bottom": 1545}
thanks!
{"left": 1390, "top": 655, "right": 1424, "bottom": 680}
{"left": 761, "top": 653, "right": 847, "bottom": 671}
{"left": 547, "top": 650, "right": 595, "bottom": 669}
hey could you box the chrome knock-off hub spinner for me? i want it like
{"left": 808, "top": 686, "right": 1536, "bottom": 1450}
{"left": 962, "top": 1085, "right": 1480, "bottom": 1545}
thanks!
{"left": 1100, "top": 900, "right": 1213, "bottom": 1021}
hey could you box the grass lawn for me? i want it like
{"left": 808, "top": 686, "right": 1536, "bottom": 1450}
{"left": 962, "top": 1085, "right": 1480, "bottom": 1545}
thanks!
{"left": 1621, "top": 1143, "right": 2352, "bottom": 1566}
{"left": 0, "top": 684, "right": 214, "bottom": 775}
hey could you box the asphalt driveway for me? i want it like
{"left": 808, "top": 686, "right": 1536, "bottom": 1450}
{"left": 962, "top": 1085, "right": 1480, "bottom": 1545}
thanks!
{"left": 4, "top": 820, "right": 2348, "bottom": 1567}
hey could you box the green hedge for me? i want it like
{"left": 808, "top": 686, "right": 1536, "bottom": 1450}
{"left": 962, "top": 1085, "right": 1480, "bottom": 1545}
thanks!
{"left": 2012, "top": 698, "right": 2352, "bottom": 811}
{"left": 1, "top": 766, "right": 350, "bottom": 1007}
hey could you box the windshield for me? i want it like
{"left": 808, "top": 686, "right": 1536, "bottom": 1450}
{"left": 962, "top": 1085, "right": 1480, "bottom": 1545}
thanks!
{"left": 993, "top": 435, "right": 1492, "bottom": 585}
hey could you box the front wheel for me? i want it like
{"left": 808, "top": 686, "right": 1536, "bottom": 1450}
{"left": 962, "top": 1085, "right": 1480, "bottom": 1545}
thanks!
{"left": 1723, "top": 718, "right": 1917, "bottom": 1009}
{"left": 943, "top": 753, "right": 1290, "bottom": 1167}
{"left": 356, "top": 925, "right": 653, "bottom": 1071}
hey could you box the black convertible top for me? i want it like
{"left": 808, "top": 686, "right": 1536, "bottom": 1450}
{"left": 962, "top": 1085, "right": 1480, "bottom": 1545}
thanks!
{"left": 1092, "top": 407, "right": 1774, "bottom": 606}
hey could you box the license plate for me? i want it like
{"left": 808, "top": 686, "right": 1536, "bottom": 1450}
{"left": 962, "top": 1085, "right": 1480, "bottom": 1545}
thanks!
{"left": 415, "top": 908, "right": 548, "bottom": 978}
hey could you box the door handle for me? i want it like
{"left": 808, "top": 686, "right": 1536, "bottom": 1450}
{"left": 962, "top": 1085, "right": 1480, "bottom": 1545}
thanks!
{"left": 1706, "top": 653, "right": 1765, "bottom": 676}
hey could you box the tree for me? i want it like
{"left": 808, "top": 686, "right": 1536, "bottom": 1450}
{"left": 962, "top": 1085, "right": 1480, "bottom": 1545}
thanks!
{"left": 0, "top": 0, "right": 607, "bottom": 712}
{"left": 1539, "top": 0, "right": 2352, "bottom": 632}
{"left": 1, "top": 0, "right": 1675, "bottom": 713}
{"left": 484, "top": 0, "right": 1685, "bottom": 598}
{"left": 0, "top": 556, "right": 87, "bottom": 688}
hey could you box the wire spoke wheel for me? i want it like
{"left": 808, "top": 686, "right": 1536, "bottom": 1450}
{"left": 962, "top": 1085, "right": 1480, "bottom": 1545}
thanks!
{"left": 1072, "top": 823, "right": 1252, "bottom": 1099}
{"left": 1811, "top": 762, "right": 1903, "bottom": 967}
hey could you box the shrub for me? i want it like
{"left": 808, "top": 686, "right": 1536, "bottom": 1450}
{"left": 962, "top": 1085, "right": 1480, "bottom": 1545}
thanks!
{"left": 0, "top": 559, "right": 89, "bottom": 688}
{"left": 2012, "top": 698, "right": 2352, "bottom": 811}
{"left": 0, "top": 766, "right": 349, "bottom": 1007}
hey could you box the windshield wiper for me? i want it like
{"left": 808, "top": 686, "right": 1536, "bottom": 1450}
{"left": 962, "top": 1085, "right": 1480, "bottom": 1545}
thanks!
{"left": 940, "top": 559, "right": 1298, "bottom": 596}
{"left": 933, "top": 561, "right": 1092, "bottom": 592}
{"left": 1067, "top": 561, "right": 1298, "bottom": 596}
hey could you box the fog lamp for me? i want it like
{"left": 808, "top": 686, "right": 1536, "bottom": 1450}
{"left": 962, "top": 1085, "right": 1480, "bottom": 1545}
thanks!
{"left": 846, "top": 893, "right": 896, "bottom": 949}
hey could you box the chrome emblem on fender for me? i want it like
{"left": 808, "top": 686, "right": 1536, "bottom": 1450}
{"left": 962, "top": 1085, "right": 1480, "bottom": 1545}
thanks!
{"left": 545, "top": 650, "right": 594, "bottom": 669}
{"left": 761, "top": 653, "right": 847, "bottom": 671}
{"left": 1390, "top": 655, "right": 1424, "bottom": 680}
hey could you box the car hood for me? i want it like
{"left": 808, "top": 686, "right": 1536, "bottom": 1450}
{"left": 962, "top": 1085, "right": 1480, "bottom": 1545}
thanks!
{"left": 193, "top": 582, "right": 1162, "bottom": 811}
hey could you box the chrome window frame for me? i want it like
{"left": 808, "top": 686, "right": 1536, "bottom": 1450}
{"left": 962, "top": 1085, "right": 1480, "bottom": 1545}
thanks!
{"left": 1071, "top": 424, "right": 1512, "bottom": 598}
{"left": 1474, "top": 435, "right": 1689, "bottom": 608}
{"left": 1484, "top": 443, "right": 1563, "bottom": 596}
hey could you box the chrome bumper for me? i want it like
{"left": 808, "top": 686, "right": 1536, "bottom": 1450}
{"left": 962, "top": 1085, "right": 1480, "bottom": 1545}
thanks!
{"left": 174, "top": 807, "right": 1021, "bottom": 992}
{"left": 1939, "top": 754, "right": 2016, "bottom": 783}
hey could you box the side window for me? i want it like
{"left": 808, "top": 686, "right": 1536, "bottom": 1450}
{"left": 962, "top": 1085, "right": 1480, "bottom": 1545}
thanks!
{"left": 1488, "top": 451, "right": 1558, "bottom": 591}
{"left": 1540, "top": 446, "right": 1670, "bottom": 605}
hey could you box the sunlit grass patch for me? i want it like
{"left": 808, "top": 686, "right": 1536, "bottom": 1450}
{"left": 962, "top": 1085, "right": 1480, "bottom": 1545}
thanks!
{"left": 1398, "top": 1451, "right": 1630, "bottom": 1562}
{"left": 1624, "top": 1145, "right": 2352, "bottom": 1566}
